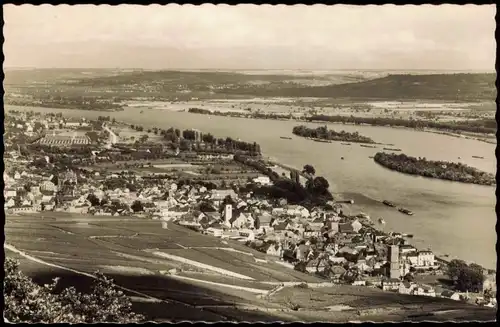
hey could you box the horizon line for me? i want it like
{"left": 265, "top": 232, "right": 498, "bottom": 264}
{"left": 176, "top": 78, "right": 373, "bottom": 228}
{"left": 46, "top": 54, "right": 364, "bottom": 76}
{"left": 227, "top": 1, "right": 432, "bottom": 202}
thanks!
{"left": 4, "top": 67, "right": 495, "bottom": 72}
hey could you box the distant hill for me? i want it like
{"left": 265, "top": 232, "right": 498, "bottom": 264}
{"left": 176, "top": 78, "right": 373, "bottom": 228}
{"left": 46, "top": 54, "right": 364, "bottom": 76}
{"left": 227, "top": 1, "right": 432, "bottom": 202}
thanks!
{"left": 219, "top": 73, "right": 496, "bottom": 102}
{"left": 5, "top": 69, "right": 495, "bottom": 103}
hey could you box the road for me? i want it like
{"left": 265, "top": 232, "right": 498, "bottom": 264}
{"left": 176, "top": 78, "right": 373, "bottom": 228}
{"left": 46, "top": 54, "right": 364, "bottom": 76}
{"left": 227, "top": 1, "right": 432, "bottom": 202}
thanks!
{"left": 103, "top": 124, "right": 118, "bottom": 147}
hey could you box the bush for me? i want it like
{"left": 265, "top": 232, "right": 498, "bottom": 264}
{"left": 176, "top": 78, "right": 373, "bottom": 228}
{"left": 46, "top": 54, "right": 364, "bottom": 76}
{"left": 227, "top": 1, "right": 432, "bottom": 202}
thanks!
{"left": 4, "top": 258, "right": 145, "bottom": 323}
{"left": 294, "top": 282, "right": 309, "bottom": 289}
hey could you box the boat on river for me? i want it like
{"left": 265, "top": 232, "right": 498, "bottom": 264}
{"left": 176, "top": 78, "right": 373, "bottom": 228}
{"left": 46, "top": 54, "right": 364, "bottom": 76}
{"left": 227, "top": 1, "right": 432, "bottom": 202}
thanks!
{"left": 357, "top": 212, "right": 371, "bottom": 220}
{"left": 280, "top": 136, "right": 292, "bottom": 140}
{"left": 378, "top": 218, "right": 386, "bottom": 224}
{"left": 472, "top": 155, "right": 484, "bottom": 159}
{"left": 383, "top": 147, "right": 402, "bottom": 151}
{"left": 341, "top": 157, "right": 345, "bottom": 160}
{"left": 360, "top": 144, "right": 377, "bottom": 148}
{"left": 382, "top": 200, "right": 396, "bottom": 207}
{"left": 341, "top": 142, "right": 351, "bottom": 145}
{"left": 369, "top": 156, "right": 374, "bottom": 159}
{"left": 313, "top": 139, "right": 331, "bottom": 143}
{"left": 398, "top": 208, "right": 414, "bottom": 216}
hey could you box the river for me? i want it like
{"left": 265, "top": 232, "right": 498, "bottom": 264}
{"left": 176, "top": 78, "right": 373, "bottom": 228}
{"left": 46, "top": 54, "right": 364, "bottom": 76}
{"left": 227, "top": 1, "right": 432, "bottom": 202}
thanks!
{"left": 7, "top": 105, "right": 497, "bottom": 269}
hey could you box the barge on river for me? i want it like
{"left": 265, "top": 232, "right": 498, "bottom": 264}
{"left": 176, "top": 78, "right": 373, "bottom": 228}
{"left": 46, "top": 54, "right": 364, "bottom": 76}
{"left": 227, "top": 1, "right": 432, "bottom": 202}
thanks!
{"left": 280, "top": 136, "right": 292, "bottom": 140}
{"left": 398, "top": 208, "right": 414, "bottom": 216}
{"left": 472, "top": 155, "right": 484, "bottom": 159}
{"left": 382, "top": 200, "right": 396, "bottom": 207}
{"left": 313, "top": 139, "right": 331, "bottom": 143}
{"left": 360, "top": 144, "right": 377, "bottom": 148}
{"left": 383, "top": 147, "right": 402, "bottom": 152}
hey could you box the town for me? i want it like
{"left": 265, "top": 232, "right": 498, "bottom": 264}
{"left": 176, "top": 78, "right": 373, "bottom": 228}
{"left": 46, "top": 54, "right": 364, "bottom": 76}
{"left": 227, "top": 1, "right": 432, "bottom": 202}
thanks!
{"left": 4, "top": 109, "right": 496, "bottom": 311}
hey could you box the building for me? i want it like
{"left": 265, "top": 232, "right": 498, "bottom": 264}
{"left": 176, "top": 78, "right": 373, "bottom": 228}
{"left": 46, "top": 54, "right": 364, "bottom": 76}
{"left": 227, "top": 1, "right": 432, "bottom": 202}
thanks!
{"left": 388, "top": 245, "right": 400, "bottom": 279}
{"left": 440, "top": 290, "right": 461, "bottom": 301}
{"left": 414, "top": 285, "right": 436, "bottom": 297}
{"left": 224, "top": 204, "right": 233, "bottom": 225}
{"left": 382, "top": 278, "right": 400, "bottom": 291}
{"left": 253, "top": 176, "right": 271, "bottom": 185}
{"left": 263, "top": 243, "right": 283, "bottom": 257}
{"left": 398, "top": 282, "right": 417, "bottom": 295}
{"left": 416, "top": 250, "right": 435, "bottom": 267}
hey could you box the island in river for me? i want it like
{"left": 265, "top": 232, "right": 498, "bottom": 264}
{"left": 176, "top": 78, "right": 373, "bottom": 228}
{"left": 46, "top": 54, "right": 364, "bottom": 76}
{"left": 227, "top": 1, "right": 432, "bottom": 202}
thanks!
{"left": 373, "top": 152, "right": 495, "bottom": 186}
{"left": 292, "top": 125, "right": 376, "bottom": 144}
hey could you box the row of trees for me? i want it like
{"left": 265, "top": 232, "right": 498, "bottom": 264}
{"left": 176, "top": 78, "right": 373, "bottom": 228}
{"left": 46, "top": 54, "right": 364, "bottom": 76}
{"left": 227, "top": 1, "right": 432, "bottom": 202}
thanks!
{"left": 306, "top": 114, "right": 496, "bottom": 135}
{"left": 157, "top": 126, "right": 261, "bottom": 155}
{"left": 373, "top": 152, "right": 495, "bottom": 186}
{"left": 292, "top": 125, "right": 376, "bottom": 144}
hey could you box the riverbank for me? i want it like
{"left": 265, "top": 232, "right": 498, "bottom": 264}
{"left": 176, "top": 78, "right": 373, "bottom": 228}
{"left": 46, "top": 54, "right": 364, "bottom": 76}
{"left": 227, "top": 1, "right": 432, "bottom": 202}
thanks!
{"left": 185, "top": 109, "right": 496, "bottom": 145}
{"left": 373, "top": 152, "right": 495, "bottom": 186}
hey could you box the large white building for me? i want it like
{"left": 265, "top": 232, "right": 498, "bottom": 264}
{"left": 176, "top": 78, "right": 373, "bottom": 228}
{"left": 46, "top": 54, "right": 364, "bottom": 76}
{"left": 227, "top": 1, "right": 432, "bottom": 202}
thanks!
{"left": 416, "top": 250, "right": 435, "bottom": 267}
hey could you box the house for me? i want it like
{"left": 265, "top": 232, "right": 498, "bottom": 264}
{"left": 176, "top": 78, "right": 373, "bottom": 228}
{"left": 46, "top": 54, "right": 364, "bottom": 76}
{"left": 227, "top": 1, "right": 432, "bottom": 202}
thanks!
{"left": 399, "top": 245, "right": 417, "bottom": 254}
{"left": 306, "top": 257, "right": 328, "bottom": 273}
{"left": 253, "top": 176, "right": 271, "bottom": 185}
{"left": 12, "top": 205, "right": 41, "bottom": 214}
{"left": 211, "top": 189, "right": 237, "bottom": 206}
{"left": 273, "top": 220, "right": 292, "bottom": 232}
{"left": 286, "top": 205, "right": 309, "bottom": 218}
{"left": 263, "top": 243, "right": 283, "bottom": 257}
{"left": 398, "top": 282, "right": 417, "bottom": 295}
{"left": 4, "top": 189, "right": 17, "bottom": 198}
{"left": 238, "top": 229, "right": 255, "bottom": 241}
{"left": 483, "top": 273, "right": 496, "bottom": 294}
{"left": 351, "top": 219, "right": 363, "bottom": 233}
{"left": 328, "top": 265, "right": 347, "bottom": 282}
{"left": 338, "top": 245, "right": 358, "bottom": 256}
{"left": 229, "top": 212, "right": 248, "bottom": 229}
{"left": 303, "top": 230, "right": 321, "bottom": 238}
{"left": 4, "top": 198, "right": 16, "bottom": 208}
{"left": 272, "top": 207, "right": 285, "bottom": 215}
{"left": 440, "top": 290, "right": 461, "bottom": 301}
{"left": 339, "top": 223, "right": 355, "bottom": 234}
{"left": 205, "top": 227, "right": 224, "bottom": 237}
{"left": 352, "top": 279, "right": 367, "bottom": 286}
{"left": 416, "top": 250, "right": 435, "bottom": 267}
{"left": 404, "top": 252, "right": 418, "bottom": 266}
{"left": 382, "top": 278, "right": 401, "bottom": 291}
{"left": 414, "top": 285, "right": 436, "bottom": 297}
{"left": 295, "top": 244, "right": 310, "bottom": 261}
{"left": 309, "top": 217, "right": 325, "bottom": 229}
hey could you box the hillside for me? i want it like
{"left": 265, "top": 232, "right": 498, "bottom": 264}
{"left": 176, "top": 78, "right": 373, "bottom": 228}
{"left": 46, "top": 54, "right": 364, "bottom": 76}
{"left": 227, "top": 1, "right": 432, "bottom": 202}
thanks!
{"left": 219, "top": 73, "right": 496, "bottom": 102}
{"left": 6, "top": 213, "right": 496, "bottom": 322}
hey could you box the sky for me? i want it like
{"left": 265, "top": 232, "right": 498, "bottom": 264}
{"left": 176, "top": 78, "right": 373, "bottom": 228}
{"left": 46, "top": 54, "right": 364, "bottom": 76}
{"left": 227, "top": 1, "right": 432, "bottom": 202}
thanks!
{"left": 3, "top": 4, "right": 496, "bottom": 70}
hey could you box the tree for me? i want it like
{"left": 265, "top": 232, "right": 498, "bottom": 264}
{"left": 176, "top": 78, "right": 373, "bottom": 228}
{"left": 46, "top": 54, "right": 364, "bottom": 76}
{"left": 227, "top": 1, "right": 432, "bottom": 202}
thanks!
{"left": 4, "top": 258, "right": 144, "bottom": 323}
{"left": 86, "top": 194, "right": 101, "bottom": 207}
{"left": 302, "top": 164, "right": 316, "bottom": 176}
{"left": 403, "top": 273, "right": 414, "bottom": 282}
{"left": 131, "top": 200, "right": 144, "bottom": 213}
{"left": 313, "top": 176, "right": 330, "bottom": 192}
{"left": 447, "top": 259, "right": 485, "bottom": 292}
{"left": 254, "top": 215, "right": 261, "bottom": 230}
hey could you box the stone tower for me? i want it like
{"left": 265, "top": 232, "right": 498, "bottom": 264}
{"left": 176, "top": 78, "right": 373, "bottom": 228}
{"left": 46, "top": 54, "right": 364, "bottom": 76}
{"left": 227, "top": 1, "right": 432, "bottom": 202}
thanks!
{"left": 388, "top": 245, "right": 400, "bottom": 279}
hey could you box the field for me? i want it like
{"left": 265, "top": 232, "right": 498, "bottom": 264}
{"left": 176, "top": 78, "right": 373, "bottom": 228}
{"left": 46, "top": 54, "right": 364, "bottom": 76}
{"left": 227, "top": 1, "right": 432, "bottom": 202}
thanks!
{"left": 5, "top": 212, "right": 496, "bottom": 322}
